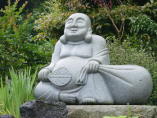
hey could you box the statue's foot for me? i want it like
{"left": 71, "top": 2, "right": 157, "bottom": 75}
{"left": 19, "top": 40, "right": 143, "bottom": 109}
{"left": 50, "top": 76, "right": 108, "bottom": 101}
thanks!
{"left": 59, "top": 93, "right": 76, "bottom": 104}
{"left": 79, "top": 98, "right": 96, "bottom": 104}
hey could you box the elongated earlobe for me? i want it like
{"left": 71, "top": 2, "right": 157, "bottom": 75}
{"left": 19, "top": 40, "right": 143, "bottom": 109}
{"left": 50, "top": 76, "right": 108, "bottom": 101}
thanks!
{"left": 60, "top": 35, "right": 67, "bottom": 44}
{"left": 85, "top": 28, "right": 92, "bottom": 43}
{"left": 85, "top": 33, "right": 92, "bottom": 43}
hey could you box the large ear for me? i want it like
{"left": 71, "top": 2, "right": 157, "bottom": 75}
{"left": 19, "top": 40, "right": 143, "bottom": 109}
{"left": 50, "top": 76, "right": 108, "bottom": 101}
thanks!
{"left": 60, "top": 35, "right": 67, "bottom": 44}
{"left": 85, "top": 27, "right": 92, "bottom": 43}
{"left": 88, "top": 27, "right": 92, "bottom": 34}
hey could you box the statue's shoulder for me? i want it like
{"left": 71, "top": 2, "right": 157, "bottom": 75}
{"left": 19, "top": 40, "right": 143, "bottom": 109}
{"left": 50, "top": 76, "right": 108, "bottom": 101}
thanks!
{"left": 92, "top": 34, "right": 106, "bottom": 44}
{"left": 55, "top": 40, "right": 62, "bottom": 46}
{"left": 53, "top": 40, "right": 63, "bottom": 50}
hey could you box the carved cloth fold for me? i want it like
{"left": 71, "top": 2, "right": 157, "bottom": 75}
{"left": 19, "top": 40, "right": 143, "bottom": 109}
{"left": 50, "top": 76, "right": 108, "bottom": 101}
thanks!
{"left": 79, "top": 64, "right": 151, "bottom": 86}
{"left": 89, "top": 48, "right": 109, "bottom": 64}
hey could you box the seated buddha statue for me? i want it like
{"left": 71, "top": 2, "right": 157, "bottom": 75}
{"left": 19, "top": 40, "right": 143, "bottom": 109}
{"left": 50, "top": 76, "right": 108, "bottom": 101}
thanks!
{"left": 34, "top": 13, "right": 152, "bottom": 104}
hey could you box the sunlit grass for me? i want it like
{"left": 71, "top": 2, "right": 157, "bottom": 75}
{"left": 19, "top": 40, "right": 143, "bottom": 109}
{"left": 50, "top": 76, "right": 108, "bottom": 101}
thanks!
{"left": 0, "top": 68, "right": 37, "bottom": 118}
{"left": 103, "top": 116, "right": 139, "bottom": 118}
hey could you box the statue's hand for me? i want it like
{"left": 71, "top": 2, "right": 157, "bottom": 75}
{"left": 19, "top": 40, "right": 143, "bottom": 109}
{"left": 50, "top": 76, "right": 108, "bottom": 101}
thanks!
{"left": 38, "top": 68, "right": 51, "bottom": 82}
{"left": 86, "top": 60, "right": 99, "bottom": 73}
{"left": 76, "top": 61, "right": 99, "bottom": 85}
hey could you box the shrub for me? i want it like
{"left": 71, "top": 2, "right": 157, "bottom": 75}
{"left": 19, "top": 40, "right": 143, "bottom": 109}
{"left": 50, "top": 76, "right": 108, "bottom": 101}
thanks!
{"left": 128, "top": 14, "right": 157, "bottom": 56}
{"left": 34, "top": 0, "right": 145, "bottom": 39}
{"left": 0, "top": 0, "right": 52, "bottom": 77}
{"left": 142, "top": 1, "right": 157, "bottom": 22}
{"left": 34, "top": 0, "right": 73, "bottom": 40}
{"left": 34, "top": 0, "right": 157, "bottom": 42}
{"left": 108, "top": 36, "right": 157, "bottom": 105}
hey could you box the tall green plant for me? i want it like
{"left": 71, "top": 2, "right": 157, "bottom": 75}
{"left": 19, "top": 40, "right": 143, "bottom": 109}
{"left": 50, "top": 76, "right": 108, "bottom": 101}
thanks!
{"left": 0, "top": 68, "right": 37, "bottom": 118}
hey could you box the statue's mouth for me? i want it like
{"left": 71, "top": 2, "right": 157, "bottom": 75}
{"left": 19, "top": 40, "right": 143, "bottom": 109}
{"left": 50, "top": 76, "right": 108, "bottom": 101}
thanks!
{"left": 70, "top": 28, "right": 78, "bottom": 32}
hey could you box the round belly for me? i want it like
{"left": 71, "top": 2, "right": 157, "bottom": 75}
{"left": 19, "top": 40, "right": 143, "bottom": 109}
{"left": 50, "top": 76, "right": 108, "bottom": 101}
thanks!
{"left": 48, "top": 57, "right": 88, "bottom": 90}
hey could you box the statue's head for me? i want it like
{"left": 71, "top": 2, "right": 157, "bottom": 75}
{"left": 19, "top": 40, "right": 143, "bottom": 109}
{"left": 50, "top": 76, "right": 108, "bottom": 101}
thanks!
{"left": 60, "top": 13, "right": 92, "bottom": 44}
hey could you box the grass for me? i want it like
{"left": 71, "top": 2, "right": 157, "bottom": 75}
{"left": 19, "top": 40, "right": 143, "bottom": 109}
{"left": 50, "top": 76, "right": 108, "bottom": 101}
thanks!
{"left": 103, "top": 116, "right": 139, "bottom": 118}
{"left": 0, "top": 67, "right": 37, "bottom": 118}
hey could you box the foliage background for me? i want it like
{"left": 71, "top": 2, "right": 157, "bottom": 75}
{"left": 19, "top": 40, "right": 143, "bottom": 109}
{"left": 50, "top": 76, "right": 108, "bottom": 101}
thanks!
{"left": 0, "top": 0, "right": 157, "bottom": 116}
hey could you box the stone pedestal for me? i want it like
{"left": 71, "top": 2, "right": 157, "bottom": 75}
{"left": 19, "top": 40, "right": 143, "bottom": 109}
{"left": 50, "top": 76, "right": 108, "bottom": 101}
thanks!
{"left": 20, "top": 101, "right": 157, "bottom": 118}
{"left": 67, "top": 105, "right": 157, "bottom": 118}
{"left": 20, "top": 100, "right": 68, "bottom": 118}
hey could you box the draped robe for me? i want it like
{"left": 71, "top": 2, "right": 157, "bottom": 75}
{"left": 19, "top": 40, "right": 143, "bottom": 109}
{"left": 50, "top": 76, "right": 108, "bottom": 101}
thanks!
{"left": 35, "top": 34, "right": 152, "bottom": 104}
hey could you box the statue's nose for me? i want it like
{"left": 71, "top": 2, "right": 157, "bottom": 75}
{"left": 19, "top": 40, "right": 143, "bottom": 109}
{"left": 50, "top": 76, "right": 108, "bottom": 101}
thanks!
{"left": 71, "top": 21, "right": 78, "bottom": 27}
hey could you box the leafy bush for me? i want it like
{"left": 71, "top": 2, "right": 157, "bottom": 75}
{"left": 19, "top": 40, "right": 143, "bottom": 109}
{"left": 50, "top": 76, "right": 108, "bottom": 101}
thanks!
{"left": 0, "top": 0, "right": 52, "bottom": 77}
{"left": 0, "top": 0, "right": 44, "bottom": 11}
{"left": 34, "top": 0, "right": 147, "bottom": 39}
{"left": 142, "top": 1, "right": 157, "bottom": 21}
{"left": 128, "top": 14, "right": 157, "bottom": 56}
{"left": 34, "top": 0, "right": 157, "bottom": 41}
{"left": 0, "top": 67, "right": 37, "bottom": 118}
{"left": 34, "top": 0, "right": 73, "bottom": 40}
{"left": 108, "top": 36, "right": 157, "bottom": 105}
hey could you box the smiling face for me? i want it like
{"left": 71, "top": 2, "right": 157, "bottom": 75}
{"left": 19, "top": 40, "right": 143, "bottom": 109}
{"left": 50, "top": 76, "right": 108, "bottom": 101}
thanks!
{"left": 64, "top": 13, "right": 91, "bottom": 42}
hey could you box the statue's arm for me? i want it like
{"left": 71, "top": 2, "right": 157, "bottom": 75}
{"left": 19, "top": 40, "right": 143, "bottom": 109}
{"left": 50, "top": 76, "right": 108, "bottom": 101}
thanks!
{"left": 91, "top": 35, "right": 110, "bottom": 65}
{"left": 49, "top": 40, "right": 62, "bottom": 68}
{"left": 38, "top": 40, "right": 62, "bottom": 81}
{"left": 78, "top": 35, "right": 110, "bottom": 80}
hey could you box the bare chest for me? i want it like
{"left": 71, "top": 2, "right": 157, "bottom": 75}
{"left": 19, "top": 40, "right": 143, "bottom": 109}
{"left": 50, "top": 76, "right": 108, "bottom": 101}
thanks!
{"left": 60, "top": 43, "right": 93, "bottom": 58}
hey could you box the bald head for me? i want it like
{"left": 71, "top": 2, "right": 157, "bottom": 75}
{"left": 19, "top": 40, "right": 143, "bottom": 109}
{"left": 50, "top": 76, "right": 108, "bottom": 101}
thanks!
{"left": 66, "top": 13, "right": 91, "bottom": 28}
{"left": 61, "top": 13, "right": 92, "bottom": 43}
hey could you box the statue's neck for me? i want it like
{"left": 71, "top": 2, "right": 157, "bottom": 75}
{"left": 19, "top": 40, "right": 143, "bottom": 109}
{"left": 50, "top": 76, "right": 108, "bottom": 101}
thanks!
{"left": 67, "top": 40, "right": 85, "bottom": 45}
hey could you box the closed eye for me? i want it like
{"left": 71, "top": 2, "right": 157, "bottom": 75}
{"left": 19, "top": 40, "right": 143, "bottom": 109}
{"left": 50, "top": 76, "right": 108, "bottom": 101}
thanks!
{"left": 66, "top": 19, "right": 73, "bottom": 24}
{"left": 77, "top": 19, "right": 84, "bottom": 23}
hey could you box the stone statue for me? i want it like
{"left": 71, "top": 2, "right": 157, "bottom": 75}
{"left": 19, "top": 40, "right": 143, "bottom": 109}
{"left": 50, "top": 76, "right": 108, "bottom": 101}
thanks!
{"left": 34, "top": 13, "right": 152, "bottom": 104}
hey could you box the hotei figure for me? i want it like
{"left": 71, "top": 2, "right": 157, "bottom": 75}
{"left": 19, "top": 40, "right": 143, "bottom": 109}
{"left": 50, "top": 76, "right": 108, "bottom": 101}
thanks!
{"left": 34, "top": 13, "right": 152, "bottom": 104}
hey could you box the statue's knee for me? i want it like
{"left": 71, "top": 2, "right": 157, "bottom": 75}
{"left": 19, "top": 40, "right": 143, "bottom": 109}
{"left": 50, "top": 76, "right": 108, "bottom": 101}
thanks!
{"left": 34, "top": 82, "right": 50, "bottom": 99}
{"left": 34, "top": 82, "right": 60, "bottom": 101}
{"left": 34, "top": 82, "right": 42, "bottom": 98}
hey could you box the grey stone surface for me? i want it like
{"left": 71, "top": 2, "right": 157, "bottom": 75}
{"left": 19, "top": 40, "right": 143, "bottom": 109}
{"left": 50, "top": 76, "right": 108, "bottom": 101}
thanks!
{"left": 0, "top": 115, "right": 14, "bottom": 118}
{"left": 67, "top": 105, "right": 157, "bottom": 118}
{"left": 20, "top": 100, "right": 68, "bottom": 118}
{"left": 34, "top": 13, "right": 152, "bottom": 104}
